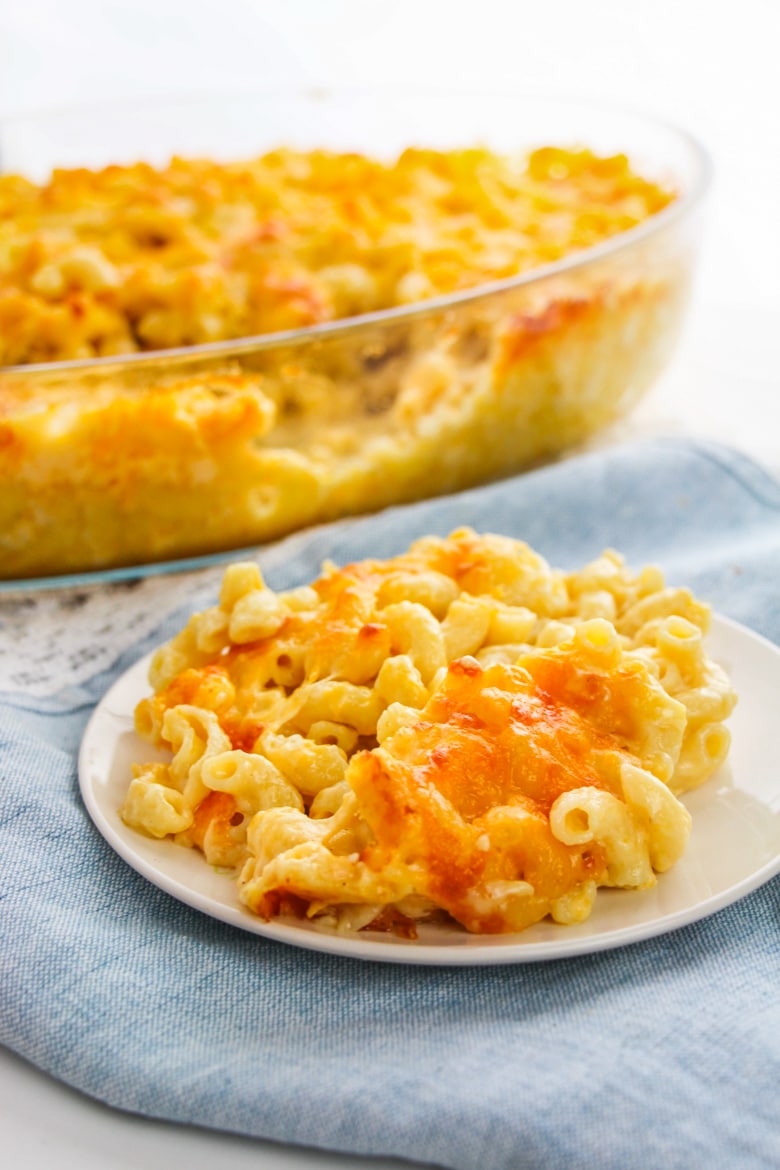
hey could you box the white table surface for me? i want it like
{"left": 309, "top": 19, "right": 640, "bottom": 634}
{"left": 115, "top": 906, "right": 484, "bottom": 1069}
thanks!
{"left": 2, "top": 1, "right": 779, "bottom": 1166}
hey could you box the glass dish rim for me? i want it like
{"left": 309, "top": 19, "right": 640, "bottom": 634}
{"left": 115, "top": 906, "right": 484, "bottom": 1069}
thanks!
{"left": 0, "top": 87, "right": 712, "bottom": 378}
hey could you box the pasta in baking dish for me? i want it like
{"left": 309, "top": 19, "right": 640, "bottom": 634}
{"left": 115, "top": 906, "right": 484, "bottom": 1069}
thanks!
{"left": 0, "top": 146, "right": 673, "bottom": 365}
{"left": 0, "top": 145, "right": 687, "bottom": 578}
{"left": 122, "top": 530, "right": 736, "bottom": 937}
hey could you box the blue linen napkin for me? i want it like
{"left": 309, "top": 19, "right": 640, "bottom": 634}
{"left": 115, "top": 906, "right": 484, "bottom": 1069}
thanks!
{"left": 1, "top": 437, "right": 779, "bottom": 1170}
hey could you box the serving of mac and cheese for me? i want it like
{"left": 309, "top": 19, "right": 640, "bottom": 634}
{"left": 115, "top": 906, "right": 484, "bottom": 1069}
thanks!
{"left": 121, "top": 530, "right": 736, "bottom": 937}
{"left": 0, "top": 139, "right": 697, "bottom": 578}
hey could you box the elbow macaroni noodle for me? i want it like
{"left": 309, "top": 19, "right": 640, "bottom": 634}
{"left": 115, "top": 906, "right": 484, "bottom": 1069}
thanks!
{"left": 122, "top": 530, "right": 736, "bottom": 936}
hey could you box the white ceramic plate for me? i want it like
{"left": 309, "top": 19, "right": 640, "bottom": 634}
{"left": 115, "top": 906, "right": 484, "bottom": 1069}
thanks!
{"left": 78, "top": 615, "right": 780, "bottom": 965}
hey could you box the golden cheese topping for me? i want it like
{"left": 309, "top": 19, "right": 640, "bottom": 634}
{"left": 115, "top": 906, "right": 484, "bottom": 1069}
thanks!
{"left": 348, "top": 655, "right": 617, "bottom": 934}
{"left": 0, "top": 146, "right": 674, "bottom": 365}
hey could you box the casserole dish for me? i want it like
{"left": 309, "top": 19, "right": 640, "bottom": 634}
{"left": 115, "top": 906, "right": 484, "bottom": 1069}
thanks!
{"left": 0, "top": 93, "right": 709, "bottom": 579}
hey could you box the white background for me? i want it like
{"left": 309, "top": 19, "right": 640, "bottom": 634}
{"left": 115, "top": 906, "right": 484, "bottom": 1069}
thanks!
{"left": 1, "top": 1, "right": 779, "bottom": 1166}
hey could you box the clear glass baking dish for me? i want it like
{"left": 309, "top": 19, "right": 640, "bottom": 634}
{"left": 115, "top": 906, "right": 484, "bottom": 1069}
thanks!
{"left": 0, "top": 92, "right": 709, "bottom": 581}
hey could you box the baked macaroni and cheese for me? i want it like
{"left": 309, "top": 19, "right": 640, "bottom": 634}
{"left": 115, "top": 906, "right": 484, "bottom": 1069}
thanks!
{"left": 122, "top": 530, "right": 736, "bottom": 937}
{"left": 0, "top": 147, "right": 672, "bottom": 364}
{"left": 0, "top": 145, "right": 691, "bottom": 578}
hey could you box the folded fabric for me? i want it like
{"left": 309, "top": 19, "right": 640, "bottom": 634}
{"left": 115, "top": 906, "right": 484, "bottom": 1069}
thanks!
{"left": 1, "top": 438, "right": 779, "bottom": 1170}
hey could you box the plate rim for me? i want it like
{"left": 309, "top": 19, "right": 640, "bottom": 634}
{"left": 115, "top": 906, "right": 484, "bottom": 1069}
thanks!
{"left": 77, "top": 612, "right": 780, "bottom": 966}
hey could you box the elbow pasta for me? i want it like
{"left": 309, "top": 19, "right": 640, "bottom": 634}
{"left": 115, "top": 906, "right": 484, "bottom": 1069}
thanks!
{"left": 122, "top": 529, "right": 737, "bottom": 937}
{"left": 1, "top": 147, "right": 674, "bottom": 367}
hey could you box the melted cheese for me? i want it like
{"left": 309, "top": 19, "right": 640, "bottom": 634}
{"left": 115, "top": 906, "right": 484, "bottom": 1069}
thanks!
{"left": 0, "top": 146, "right": 674, "bottom": 365}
